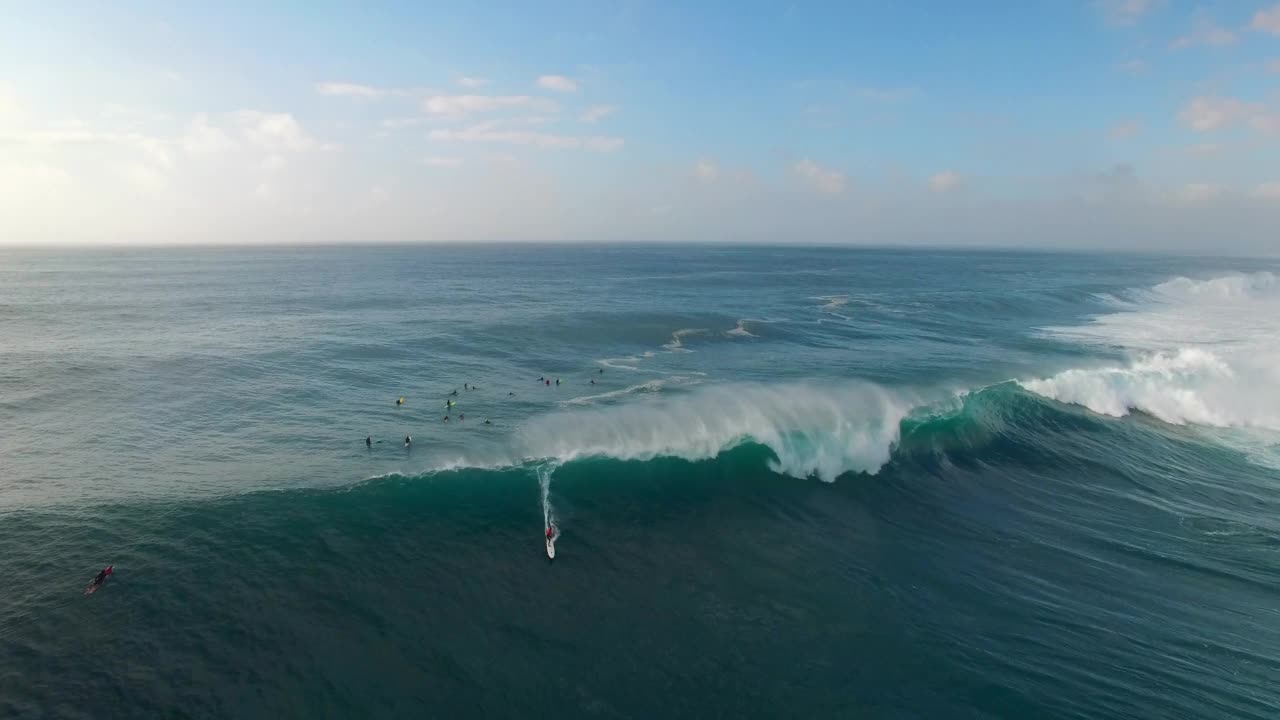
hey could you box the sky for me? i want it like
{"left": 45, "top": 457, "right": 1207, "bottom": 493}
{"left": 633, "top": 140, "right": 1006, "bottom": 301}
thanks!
{"left": 2, "top": 1, "right": 1280, "bottom": 252}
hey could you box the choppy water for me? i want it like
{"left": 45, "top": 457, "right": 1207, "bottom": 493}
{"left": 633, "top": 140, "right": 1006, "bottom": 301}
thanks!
{"left": 2, "top": 246, "right": 1279, "bottom": 718}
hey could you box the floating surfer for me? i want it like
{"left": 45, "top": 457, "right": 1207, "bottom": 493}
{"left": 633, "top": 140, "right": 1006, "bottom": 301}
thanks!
{"left": 366, "top": 435, "right": 372, "bottom": 448}
{"left": 85, "top": 565, "right": 113, "bottom": 595}
{"left": 404, "top": 435, "right": 412, "bottom": 447}
{"left": 396, "top": 397, "right": 404, "bottom": 406}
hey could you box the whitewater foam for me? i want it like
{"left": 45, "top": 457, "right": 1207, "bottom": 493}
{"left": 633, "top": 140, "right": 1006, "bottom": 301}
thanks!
{"left": 727, "top": 319, "right": 757, "bottom": 337}
{"left": 1022, "top": 272, "right": 1280, "bottom": 435}
{"left": 663, "top": 328, "right": 708, "bottom": 352}
{"left": 518, "top": 382, "right": 921, "bottom": 481}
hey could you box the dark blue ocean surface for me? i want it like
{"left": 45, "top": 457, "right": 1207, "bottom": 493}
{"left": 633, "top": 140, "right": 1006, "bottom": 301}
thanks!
{"left": 2, "top": 246, "right": 1278, "bottom": 718}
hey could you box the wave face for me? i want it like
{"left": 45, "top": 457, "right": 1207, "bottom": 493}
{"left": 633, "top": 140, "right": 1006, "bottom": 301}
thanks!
{"left": 518, "top": 381, "right": 925, "bottom": 481}
{"left": 1022, "top": 273, "right": 1280, "bottom": 432}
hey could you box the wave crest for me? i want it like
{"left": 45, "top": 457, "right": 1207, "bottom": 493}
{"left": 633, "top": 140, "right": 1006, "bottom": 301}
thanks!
{"left": 518, "top": 382, "right": 921, "bottom": 481}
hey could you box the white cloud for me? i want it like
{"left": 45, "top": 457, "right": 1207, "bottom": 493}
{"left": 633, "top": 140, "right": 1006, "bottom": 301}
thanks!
{"left": 855, "top": 86, "right": 917, "bottom": 103}
{"left": 1176, "top": 183, "right": 1222, "bottom": 203}
{"left": 1184, "top": 142, "right": 1224, "bottom": 155}
{"left": 1108, "top": 120, "right": 1141, "bottom": 140}
{"left": 1, "top": 128, "right": 173, "bottom": 167}
{"left": 122, "top": 162, "right": 166, "bottom": 190}
{"left": 536, "top": 75, "right": 578, "bottom": 92}
{"left": 182, "top": 114, "right": 237, "bottom": 154}
{"left": 792, "top": 159, "right": 846, "bottom": 195}
{"left": 456, "top": 76, "right": 488, "bottom": 88}
{"left": 928, "top": 170, "right": 962, "bottom": 192}
{"left": 316, "top": 82, "right": 386, "bottom": 98}
{"left": 422, "top": 156, "right": 464, "bottom": 167}
{"left": 693, "top": 159, "right": 719, "bottom": 181}
{"left": 1116, "top": 59, "right": 1149, "bottom": 75}
{"left": 230, "top": 111, "right": 323, "bottom": 152}
{"left": 1179, "top": 96, "right": 1280, "bottom": 133}
{"left": 1251, "top": 181, "right": 1280, "bottom": 199}
{"left": 429, "top": 122, "right": 623, "bottom": 151}
{"left": 1253, "top": 4, "right": 1280, "bottom": 34}
{"left": 1170, "top": 17, "right": 1238, "bottom": 49}
{"left": 580, "top": 104, "right": 616, "bottom": 123}
{"left": 379, "top": 117, "right": 427, "bottom": 130}
{"left": 1098, "top": 0, "right": 1161, "bottom": 26}
{"left": 422, "top": 94, "right": 552, "bottom": 116}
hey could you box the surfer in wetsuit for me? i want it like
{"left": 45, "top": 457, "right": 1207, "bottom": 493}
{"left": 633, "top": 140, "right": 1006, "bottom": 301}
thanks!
{"left": 405, "top": 435, "right": 412, "bottom": 446}
{"left": 484, "top": 420, "right": 492, "bottom": 425}
{"left": 546, "top": 526, "right": 555, "bottom": 541}
{"left": 91, "top": 566, "right": 113, "bottom": 588}
{"left": 366, "top": 435, "right": 372, "bottom": 448}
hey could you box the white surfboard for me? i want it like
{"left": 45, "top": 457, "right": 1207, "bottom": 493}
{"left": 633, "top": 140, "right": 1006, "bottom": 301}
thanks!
{"left": 546, "top": 536, "right": 556, "bottom": 559}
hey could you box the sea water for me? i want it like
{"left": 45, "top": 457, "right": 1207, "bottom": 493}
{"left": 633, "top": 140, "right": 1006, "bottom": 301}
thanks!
{"left": 2, "top": 245, "right": 1278, "bottom": 718}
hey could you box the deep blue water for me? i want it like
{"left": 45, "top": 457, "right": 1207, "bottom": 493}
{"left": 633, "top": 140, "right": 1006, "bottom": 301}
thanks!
{"left": 2, "top": 245, "right": 1278, "bottom": 718}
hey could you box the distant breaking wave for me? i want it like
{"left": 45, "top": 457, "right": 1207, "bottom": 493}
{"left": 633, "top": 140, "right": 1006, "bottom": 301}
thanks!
{"left": 1022, "top": 272, "right": 1280, "bottom": 433}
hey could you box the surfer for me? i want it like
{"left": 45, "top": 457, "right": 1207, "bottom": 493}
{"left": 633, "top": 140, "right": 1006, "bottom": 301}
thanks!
{"left": 484, "top": 419, "right": 492, "bottom": 425}
{"left": 443, "top": 415, "right": 450, "bottom": 423}
{"left": 546, "top": 526, "right": 555, "bottom": 541}
{"left": 89, "top": 565, "right": 113, "bottom": 589}
{"left": 366, "top": 435, "right": 372, "bottom": 448}
{"left": 599, "top": 367, "right": 603, "bottom": 374}
{"left": 450, "top": 390, "right": 458, "bottom": 396}
{"left": 555, "top": 378, "right": 560, "bottom": 386}
{"left": 508, "top": 392, "right": 515, "bottom": 396}
{"left": 590, "top": 379, "right": 595, "bottom": 385}
{"left": 404, "top": 435, "right": 412, "bottom": 446}
{"left": 545, "top": 379, "right": 550, "bottom": 386}
{"left": 396, "top": 397, "right": 404, "bottom": 406}
{"left": 459, "top": 413, "right": 465, "bottom": 421}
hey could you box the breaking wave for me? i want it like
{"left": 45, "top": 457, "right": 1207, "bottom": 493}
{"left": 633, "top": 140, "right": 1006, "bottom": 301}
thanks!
{"left": 1023, "top": 272, "right": 1280, "bottom": 433}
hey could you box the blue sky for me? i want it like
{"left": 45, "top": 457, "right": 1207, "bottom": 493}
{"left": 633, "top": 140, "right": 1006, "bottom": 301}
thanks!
{"left": 2, "top": 0, "right": 1280, "bottom": 251}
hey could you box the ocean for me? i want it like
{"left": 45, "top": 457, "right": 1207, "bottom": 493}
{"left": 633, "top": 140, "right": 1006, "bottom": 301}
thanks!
{"left": 1, "top": 245, "right": 1278, "bottom": 719}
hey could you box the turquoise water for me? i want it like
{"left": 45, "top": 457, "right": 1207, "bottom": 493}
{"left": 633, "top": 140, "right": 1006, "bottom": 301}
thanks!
{"left": 2, "top": 246, "right": 1279, "bottom": 718}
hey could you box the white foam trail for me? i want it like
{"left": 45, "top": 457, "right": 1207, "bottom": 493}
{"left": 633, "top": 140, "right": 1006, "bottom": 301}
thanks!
{"left": 1022, "top": 272, "right": 1280, "bottom": 434}
{"left": 560, "top": 377, "right": 702, "bottom": 406}
{"left": 812, "top": 295, "right": 850, "bottom": 312}
{"left": 726, "top": 319, "right": 757, "bottom": 337}
{"left": 518, "top": 382, "right": 920, "bottom": 481}
{"left": 536, "top": 462, "right": 559, "bottom": 548}
{"left": 597, "top": 351, "right": 660, "bottom": 372}
{"left": 663, "top": 328, "right": 708, "bottom": 352}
